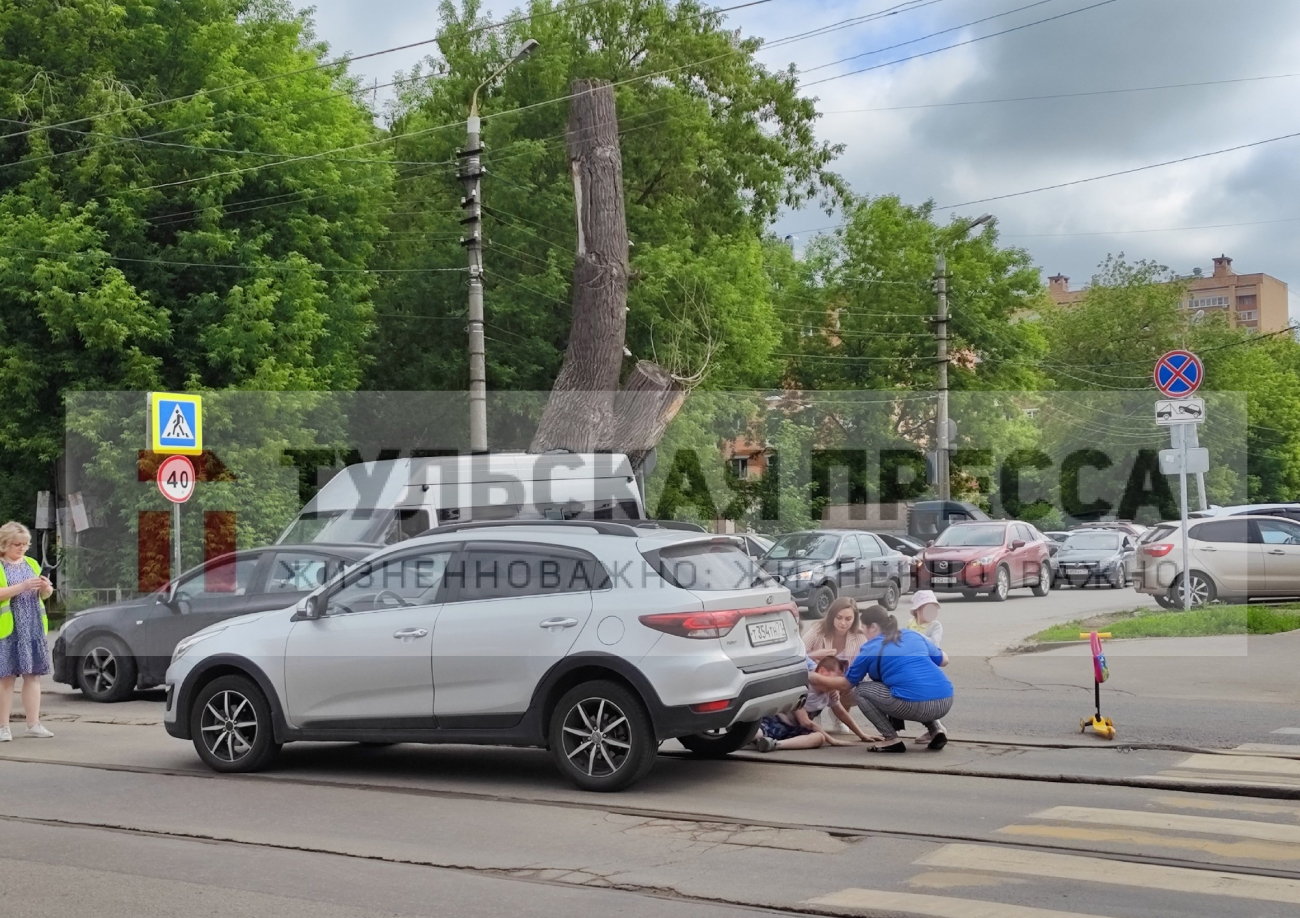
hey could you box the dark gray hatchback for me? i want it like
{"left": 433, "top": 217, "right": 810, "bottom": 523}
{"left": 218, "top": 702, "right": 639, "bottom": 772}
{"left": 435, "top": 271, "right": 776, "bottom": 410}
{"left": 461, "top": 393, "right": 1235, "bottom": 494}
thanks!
{"left": 52, "top": 544, "right": 372, "bottom": 702}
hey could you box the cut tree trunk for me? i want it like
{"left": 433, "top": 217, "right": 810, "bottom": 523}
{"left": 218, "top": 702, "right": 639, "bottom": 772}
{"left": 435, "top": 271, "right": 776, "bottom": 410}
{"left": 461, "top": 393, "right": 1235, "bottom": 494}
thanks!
{"left": 529, "top": 80, "right": 691, "bottom": 467}
{"left": 530, "top": 79, "right": 629, "bottom": 454}
{"left": 613, "top": 361, "right": 686, "bottom": 467}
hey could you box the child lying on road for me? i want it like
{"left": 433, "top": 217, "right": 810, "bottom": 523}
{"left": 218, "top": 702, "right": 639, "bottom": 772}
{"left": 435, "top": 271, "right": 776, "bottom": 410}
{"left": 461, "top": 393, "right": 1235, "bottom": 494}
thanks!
{"left": 753, "top": 656, "right": 881, "bottom": 752}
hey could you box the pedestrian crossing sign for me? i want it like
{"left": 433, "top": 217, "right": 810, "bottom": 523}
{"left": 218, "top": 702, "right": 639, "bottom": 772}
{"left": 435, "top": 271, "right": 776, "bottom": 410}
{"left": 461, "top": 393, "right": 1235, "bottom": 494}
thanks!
{"left": 149, "top": 392, "right": 203, "bottom": 456}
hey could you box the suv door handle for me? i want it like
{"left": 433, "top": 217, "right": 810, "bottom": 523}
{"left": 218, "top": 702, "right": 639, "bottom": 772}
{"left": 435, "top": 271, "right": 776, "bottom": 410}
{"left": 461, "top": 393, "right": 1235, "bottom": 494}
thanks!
{"left": 1200, "top": 546, "right": 1217, "bottom": 552}
{"left": 392, "top": 628, "right": 429, "bottom": 640}
{"left": 540, "top": 618, "right": 579, "bottom": 630}
{"left": 1268, "top": 549, "right": 1287, "bottom": 555}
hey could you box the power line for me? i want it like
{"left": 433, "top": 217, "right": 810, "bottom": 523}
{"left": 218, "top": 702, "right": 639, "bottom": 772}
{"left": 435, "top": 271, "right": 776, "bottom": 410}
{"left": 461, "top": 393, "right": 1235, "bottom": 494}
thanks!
{"left": 802, "top": 0, "right": 1122, "bottom": 88}
{"left": 820, "top": 70, "right": 1300, "bottom": 115}
{"left": 938, "top": 126, "right": 1300, "bottom": 209}
{"left": 801, "top": 0, "right": 1061, "bottom": 76}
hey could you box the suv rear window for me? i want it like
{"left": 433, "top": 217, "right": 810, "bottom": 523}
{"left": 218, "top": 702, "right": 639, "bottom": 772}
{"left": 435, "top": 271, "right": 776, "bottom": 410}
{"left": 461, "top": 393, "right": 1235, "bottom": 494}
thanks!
{"left": 645, "top": 540, "right": 775, "bottom": 592}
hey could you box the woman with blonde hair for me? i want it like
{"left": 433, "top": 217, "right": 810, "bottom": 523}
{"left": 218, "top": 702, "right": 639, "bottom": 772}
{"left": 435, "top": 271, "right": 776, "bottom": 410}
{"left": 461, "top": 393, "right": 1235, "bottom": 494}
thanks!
{"left": 0, "top": 522, "right": 55, "bottom": 741}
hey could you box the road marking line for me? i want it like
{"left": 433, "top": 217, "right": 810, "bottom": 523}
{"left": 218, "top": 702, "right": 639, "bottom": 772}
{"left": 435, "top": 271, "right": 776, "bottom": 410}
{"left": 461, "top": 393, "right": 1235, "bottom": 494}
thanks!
{"left": 917, "top": 844, "right": 1300, "bottom": 905}
{"left": 1235, "top": 744, "right": 1300, "bottom": 756}
{"left": 1148, "top": 770, "right": 1300, "bottom": 789}
{"left": 804, "top": 888, "right": 1118, "bottom": 918}
{"left": 1173, "top": 754, "right": 1300, "bottom": 776}
{"left": 1028, "top": 806, "right": 1300, "bottom": 844}
{"left": 1154, "top": 796, "right": 1300, "bottom": 819}
{"left": 998, "top": 824, "right": 1300, "bottom": 862}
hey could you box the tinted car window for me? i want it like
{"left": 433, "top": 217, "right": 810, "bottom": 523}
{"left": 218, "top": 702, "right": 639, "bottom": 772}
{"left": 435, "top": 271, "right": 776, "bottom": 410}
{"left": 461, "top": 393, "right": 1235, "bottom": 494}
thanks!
{"left": 1064, "top": 533, "right": 1121, "bottom": 551}
{"left": 1188, "top": 520, "right": 1250, "bottom": 544}
{"left": 766, "top": 533, "right": 840, "bottom": 560}
{"left": 934, "top": 525, "right": 1006, "bottom": 547}
{"left": 324, "top": 550, "right": 454, "bottom": 615}
{"left": 651, "top": 541, "right": 774, "bottom": 591}
{"left": 454, "top": 547, "right": 610, "bottom": 601}
{"left": 265, "top": 552, "right": 348, "bottom": 594}
{"left": 175, "top": 555, "right": 260, "bottom": 599}
{"left": 1255, "top": 519, "right": 1300, "bottom": 545}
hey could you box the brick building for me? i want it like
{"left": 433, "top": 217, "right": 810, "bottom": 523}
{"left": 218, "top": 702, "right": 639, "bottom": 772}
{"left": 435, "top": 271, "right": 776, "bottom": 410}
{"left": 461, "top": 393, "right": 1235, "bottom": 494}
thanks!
{"left": 1047, "top": 255, "right": 1290, "bottom": 333}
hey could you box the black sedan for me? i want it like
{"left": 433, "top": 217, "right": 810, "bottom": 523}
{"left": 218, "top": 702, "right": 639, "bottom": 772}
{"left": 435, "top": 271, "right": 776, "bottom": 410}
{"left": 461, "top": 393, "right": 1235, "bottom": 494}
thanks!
{"left": 759, "top": 529, "right": 910, "bottom": 617}
{"left": 1053, "top": 530, "right": 1136, "bottom": 589}
{"left": 53, "top": 543, "right": 373, "bottom": 702}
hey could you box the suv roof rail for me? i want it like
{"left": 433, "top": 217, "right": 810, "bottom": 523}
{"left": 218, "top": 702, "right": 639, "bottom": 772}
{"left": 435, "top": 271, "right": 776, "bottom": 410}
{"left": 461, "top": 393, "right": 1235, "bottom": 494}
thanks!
{"left": 415, "top": 519, "right": 642, "bottom": 538}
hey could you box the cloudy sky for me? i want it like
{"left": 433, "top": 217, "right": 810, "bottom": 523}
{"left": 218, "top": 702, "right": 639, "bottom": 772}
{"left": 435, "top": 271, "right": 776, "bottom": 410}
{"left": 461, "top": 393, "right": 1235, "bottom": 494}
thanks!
{"left": 306, "top": 0, "right": 1300, "bottom": 317}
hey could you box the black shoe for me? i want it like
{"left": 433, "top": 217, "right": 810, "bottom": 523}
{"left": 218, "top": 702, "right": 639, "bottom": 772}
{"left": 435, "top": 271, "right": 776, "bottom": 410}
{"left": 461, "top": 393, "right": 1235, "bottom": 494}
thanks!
{"left": 927, "top": 732, "right": 948, "bottom": 751}
{"left": 868, "top": 741, "right": 907, "bottom": 754}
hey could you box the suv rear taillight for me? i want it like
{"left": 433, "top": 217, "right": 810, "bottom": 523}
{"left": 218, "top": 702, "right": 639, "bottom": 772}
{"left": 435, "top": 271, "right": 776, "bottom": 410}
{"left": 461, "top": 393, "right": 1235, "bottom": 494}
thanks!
{"left": 639, "top": 603, "right": 796, "bottom": 639}
{"left": 1144, "top": 543, "right": 1174, "bottom": 557}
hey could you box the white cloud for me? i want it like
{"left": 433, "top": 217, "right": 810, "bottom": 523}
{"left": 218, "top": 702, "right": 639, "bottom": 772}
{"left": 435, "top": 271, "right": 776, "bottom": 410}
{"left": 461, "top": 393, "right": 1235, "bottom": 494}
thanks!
{"left": 306, "top": 0, "right": 1300, "bottom": 316}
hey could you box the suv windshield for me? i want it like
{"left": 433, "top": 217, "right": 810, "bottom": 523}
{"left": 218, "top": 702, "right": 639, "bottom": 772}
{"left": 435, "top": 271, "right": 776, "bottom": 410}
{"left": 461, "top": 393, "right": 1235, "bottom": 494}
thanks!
{"left": 1064, "top": 532, "right": 1120, "bottom": 550}
{"left": 279, "top": 509, "right": 389, "bottom": 544}
{"left": 765, "top": 533, "right": 840, "bottom": 561}
{"left": 934, "top": 525, "right": 1006, "bottom": 548}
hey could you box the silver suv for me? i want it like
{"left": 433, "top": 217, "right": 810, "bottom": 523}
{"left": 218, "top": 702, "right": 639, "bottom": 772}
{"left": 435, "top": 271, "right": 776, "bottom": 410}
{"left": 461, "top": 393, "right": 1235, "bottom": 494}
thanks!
{"left": 1134, "top": 515, "right": 1300, "bottom": 607}
{"left": 164, "top": 521, "right": 808, "bottom": 791}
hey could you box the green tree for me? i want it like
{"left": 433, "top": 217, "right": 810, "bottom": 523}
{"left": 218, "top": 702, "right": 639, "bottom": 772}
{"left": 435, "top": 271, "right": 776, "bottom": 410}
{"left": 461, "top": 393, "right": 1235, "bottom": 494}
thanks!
{"left": 0, "top": 0, "right": 393, "bottom": 522}
{"left": 366, "top": 0, "right": 842, "bottom": 395}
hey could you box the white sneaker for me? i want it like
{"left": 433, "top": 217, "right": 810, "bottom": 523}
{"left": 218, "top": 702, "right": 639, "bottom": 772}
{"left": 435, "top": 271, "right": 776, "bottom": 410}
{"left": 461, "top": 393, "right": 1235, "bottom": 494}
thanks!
{"left": 25, "top": 723, "right": 53, "bottom": 738}
{"left": 0, "top": 726, "right": 11, "bottom": 742}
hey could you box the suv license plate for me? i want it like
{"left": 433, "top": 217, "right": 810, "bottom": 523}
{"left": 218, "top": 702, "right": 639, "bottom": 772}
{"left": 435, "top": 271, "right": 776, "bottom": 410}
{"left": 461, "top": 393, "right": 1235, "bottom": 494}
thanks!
{"left": 747, "top": 619, "right": 787, "bottom": 647}
{"left": 931, "top": 576, "right": 957, "bottom": 586}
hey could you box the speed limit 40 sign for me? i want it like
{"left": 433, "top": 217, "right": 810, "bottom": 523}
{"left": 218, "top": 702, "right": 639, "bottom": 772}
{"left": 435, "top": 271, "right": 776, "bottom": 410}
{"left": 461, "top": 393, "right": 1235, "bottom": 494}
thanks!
{"left": 157, "top": 455, "right": 196, "bottom": 504}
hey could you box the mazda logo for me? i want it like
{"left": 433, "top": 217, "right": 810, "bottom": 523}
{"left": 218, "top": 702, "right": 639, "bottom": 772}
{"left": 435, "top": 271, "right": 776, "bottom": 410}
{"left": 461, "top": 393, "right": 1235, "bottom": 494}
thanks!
{"left": 937, "top": 561, "right": 948, "bottom": 572}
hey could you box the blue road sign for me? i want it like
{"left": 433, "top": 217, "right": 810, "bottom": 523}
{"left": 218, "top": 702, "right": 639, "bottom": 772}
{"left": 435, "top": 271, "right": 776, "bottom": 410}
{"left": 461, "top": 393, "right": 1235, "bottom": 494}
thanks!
{"left": 1154, "top": 350, "right": 1203, "bottom": 398}
{"left": 149, "top": 392, "right": 203, "bottom": 456}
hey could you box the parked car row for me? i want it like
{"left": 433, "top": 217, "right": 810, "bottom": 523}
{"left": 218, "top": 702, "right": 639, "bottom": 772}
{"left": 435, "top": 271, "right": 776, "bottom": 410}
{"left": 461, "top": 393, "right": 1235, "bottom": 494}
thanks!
{"left": 1135, "top": 514, "right": 1300, "bottom": 607}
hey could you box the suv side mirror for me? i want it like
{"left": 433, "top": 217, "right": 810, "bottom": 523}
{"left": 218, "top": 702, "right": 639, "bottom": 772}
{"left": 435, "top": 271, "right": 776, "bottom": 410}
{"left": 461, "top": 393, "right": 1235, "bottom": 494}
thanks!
{"left": 1011, "top": 539, "right": 1026, "bottom": 550}
{"left": 293, "top": 594, "right": 322, "bottom": 622}
{"left": 926, "top": 540, "right": 935, "bottom": 548}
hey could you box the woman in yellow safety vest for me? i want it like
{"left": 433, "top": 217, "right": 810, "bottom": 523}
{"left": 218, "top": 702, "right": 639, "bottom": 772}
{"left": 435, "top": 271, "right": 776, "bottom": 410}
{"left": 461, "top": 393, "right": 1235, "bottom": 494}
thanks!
{"left": 0, "top": 521, "right": 55, "bottom": 742}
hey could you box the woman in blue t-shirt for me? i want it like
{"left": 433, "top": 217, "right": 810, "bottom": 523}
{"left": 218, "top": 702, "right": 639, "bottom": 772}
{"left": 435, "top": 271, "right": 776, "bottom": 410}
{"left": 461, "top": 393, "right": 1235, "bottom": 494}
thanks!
{"left": 814, "top": 604, "right": 952, "bottom": 754}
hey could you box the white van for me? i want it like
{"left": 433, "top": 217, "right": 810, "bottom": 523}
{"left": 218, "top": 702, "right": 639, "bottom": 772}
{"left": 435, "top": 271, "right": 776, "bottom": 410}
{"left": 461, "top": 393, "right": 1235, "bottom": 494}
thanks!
{"left": 276, "top": 453, "right": 646, "bottom": 546}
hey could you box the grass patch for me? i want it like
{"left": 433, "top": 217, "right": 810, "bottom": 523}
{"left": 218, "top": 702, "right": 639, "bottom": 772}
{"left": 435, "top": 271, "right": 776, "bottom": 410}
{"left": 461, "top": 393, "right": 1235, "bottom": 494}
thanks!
{"left": 1028, "top": 604, "right": 1300, "bottom": 643}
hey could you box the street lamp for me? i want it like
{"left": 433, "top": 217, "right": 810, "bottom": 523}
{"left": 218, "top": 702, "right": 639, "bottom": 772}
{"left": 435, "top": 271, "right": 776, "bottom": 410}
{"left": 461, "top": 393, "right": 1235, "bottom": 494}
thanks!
{"left": 934, "top": 213, "right": 994, "bottom": 500}
{"left": 462, "top": 39, "right": 540, "bottom": 454}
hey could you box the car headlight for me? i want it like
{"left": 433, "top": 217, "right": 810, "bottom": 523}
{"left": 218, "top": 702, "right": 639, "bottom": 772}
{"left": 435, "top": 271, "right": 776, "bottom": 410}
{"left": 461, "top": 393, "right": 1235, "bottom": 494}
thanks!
{"left": 172, "top": 628, "right": 226, "bottom": 664}
{"left": 976, "top": 556, "right": 995, "bottom": 566}
{"left": 793, "top": 565, "right": 823, "bottom": 581}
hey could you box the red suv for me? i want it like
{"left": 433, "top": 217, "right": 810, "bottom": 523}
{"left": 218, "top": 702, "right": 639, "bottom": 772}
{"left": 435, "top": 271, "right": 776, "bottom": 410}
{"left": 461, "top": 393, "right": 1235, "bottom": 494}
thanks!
{"left": 917, "top": 521, "right": 1052, "bottom": 601}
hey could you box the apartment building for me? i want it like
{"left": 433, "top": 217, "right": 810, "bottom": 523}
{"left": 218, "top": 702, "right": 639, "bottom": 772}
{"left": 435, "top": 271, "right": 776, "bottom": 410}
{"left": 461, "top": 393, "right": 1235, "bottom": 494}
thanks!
{"left": 1047, "top": 255, "right": 1290, "bottom": 333}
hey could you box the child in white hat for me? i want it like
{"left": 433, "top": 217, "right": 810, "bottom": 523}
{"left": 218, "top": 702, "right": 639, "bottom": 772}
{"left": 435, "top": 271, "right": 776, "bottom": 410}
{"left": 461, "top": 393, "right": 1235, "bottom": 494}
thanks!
{"left": 905, "top": 590, "right": 945, "bottom": 744}
{"left": 906, "top": 590, "right": 943, "bottom": 646}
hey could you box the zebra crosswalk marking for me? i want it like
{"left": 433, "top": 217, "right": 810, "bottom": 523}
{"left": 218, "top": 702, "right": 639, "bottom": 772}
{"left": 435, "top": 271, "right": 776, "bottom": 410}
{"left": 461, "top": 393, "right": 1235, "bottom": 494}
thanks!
{"left": 998, "top": 823, "right": 1300, "bottom": 862}
{"left": 1153, "top": 795, "right": 1300, "bottom": 819}
{"left": 1026, "top": 805, "right": 1300, "bottom": 844}
{"left": 1173, "top": 753, "right": 1300, "bottom": 777}
{"left": 917, "top": 844, "right": 1300, "bottom": 905}
{"left": 803, "top": 888, "right": 1119, "bottom": 918}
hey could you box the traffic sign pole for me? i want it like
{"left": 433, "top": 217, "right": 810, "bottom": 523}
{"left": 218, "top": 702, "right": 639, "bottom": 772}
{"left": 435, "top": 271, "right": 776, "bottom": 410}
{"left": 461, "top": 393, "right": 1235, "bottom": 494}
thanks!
{"left": 172, "top": 502, "right": 181, "bottom": 586}
{"left": 1179, "top": 424, "right": 1191, "bottom": 612}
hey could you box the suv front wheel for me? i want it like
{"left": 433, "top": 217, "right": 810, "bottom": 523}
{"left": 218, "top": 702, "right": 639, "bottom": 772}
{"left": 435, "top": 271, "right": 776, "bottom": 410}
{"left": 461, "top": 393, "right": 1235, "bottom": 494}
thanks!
{"left": 191, "top": 675, "right": 281, "bottom": 773}
{"left": 549, "top": 680, "right": 656, "bottom": 792}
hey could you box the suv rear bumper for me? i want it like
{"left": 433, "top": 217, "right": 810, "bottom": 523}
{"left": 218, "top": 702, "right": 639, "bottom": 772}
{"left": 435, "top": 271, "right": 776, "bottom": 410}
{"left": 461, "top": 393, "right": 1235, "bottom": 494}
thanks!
{"left": 653, "top": 667, "right": 808, "bottom": 738}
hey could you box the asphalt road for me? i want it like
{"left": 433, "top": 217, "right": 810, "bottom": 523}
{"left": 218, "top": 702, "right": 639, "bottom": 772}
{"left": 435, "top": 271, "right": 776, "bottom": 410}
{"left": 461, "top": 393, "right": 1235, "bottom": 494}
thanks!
{"left": 4, "top": 719, "right": 1300, "bottom": 918}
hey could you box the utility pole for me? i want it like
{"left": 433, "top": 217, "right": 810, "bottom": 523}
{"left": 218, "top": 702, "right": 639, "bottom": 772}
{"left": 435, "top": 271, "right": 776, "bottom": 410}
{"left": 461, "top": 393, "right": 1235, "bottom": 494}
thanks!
{"left": 933, "top": 251, "right": 951, "bottom": 501}
{"left": 458, "top": 39, "right": 540, "bottom": 454}
{"left": 458, "top": 120, "right": 486, "bottom": 453}
{"left": 931, "top": 213, "right": 993, "bottom": 502}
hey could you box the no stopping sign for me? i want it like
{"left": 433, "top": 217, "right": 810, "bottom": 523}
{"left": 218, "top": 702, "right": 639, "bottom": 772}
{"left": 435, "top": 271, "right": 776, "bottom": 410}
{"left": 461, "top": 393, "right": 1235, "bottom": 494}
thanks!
{"left": 157, "top": 455, "right": 196, "bottom": 503}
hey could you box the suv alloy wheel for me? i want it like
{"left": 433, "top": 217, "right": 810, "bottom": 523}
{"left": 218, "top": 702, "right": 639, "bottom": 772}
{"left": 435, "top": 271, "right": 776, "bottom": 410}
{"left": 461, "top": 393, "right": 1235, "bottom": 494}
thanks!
{"left": 549, "top": 680, "right": 656, "bottom": 792}
{"left": 191, "top": 675, "right": 281, "bottom": 773}
{"left": 76, "top": 635, "right": 137, "bottom": 703}
{"left": 1031, "top": 562, "right": 1051, "bottom": 597}
{"left": 1170, "top": 570, "right": 1215, "bottom": 608}
{"left": 988, "top": 566, "right": 1011, "bottom": 602}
